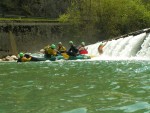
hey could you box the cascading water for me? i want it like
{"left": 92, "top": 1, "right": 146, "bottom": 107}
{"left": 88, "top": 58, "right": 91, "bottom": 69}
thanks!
{"left": 87, "top": 31, "right": 150, "bottom": 60}
{"left": 136, "top": 33, "right": 150, "bottom": 58}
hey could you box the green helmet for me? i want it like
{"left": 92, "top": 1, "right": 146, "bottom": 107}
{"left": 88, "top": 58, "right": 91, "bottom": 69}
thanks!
{"left": 69, "top": 41, "right": 73, "bottom": 44}
{"left": 81, "top": 42, "right": 85, "bottom": 46}
{"left": 19, "top": 52, "right": 24, "bottom": 57}
{"left": 51, "top": 44, "right": 56, "bottom": 49}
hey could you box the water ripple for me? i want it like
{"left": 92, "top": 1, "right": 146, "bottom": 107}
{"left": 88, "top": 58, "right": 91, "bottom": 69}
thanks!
{"left": 61, "top": 107, "right": 87, "bottom": 113}
{"left": 98, "top": 102, "right": 150, "bottom": 112}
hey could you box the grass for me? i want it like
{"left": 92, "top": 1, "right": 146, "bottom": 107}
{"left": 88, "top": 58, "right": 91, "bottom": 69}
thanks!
{"left": 0, "top": 17, "right": 59, "bottom": 22}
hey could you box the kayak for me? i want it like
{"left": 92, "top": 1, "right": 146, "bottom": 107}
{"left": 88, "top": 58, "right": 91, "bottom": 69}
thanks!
{"left": 29, "top": 54, "right": 91, "bottom": 62}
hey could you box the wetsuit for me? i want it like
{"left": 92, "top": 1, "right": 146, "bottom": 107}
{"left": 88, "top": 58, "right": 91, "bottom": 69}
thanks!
{"left": 67, "top": 45, "right": 78, "bottom": 56}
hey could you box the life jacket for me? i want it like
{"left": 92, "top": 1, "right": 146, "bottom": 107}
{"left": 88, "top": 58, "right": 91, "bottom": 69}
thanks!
{"left": 44, "top": 45, "right": 50, "bottom": 54}
{"left": 79, "top": 49, "right": 88, "bottom": 54}
{"left": 78, "top": 46, "right": 88, "bottom": 54}
{"left": 58, "top": 46, "right": 66, "bottom": 53}
{"left": 17, "top": 57, "right": 31, "bottom": 62}
{"left": 47, "top": 48, "right": 57, "bottom": 56}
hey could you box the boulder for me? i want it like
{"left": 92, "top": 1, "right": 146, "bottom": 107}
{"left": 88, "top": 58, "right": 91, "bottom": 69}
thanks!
{"left": 5, "top": 56, "right": 14, "bottom": 61}
{"left": 40, "top": 49, "right": 45, "bottom": 53}
{"left": 2, "top": 58, "right": 6, "bottom": 61}
{"left": 11, "top": 55, "right": 18, "bottom": 60}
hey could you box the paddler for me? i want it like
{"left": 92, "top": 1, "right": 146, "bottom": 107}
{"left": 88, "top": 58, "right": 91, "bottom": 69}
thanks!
{"left": 78, "top": 42, "right": 88, "bottom": 55}
{"left": 98, "top": 42, "right": 106, "bottom": 54}
{"left": 57, "top": 42, "right": 67, "bottom": 54}
{"left": 67, "top": 41, "right": 78, "bottom": 56}
{"left": 57, "top": 42, "right": 69, "bottom": 59}
{"left": 45, "top": 44, "right": 58, "bottom": 58}
{"left": 17, "top": 52, "right": 31, "bottom": 62}
{"left": 43, "top": 44, "right": 50, "bottom": 55}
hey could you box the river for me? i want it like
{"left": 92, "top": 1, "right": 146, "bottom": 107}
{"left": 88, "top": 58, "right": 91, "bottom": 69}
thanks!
{"left": 0, "top": 60, "right": 150, "bottom": 113}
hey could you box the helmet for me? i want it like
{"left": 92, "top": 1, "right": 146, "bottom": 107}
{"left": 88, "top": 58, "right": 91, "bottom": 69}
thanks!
{"left": 19, "top": 52, "right": 24, "bottom": 57}
{"left": 69, "top": 41, "right": 73, "bottom": 44}
{"left": 81, "top": 42, "right": 85, "bottom": 46}
{"left": 99, "top": 42, "right": 103, "bottom": 46}
{"left": 58, "top": 42, "right": 62, "bottom": 45}
{"left": 51, "top": 44, "right": 56, "bottom": 49}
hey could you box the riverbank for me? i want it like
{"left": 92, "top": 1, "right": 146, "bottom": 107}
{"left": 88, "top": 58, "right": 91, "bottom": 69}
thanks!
{"left": 0, "top": 17, "right": 58, "bottom": 22}
{"left": 0, "top": 17, "right": 69, "bottom": 26}
{"left": 0, "top": 55, "right": 18, "bottom": 62}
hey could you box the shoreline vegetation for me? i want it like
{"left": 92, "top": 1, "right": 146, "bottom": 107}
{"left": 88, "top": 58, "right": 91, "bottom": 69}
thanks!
{"left": 0, "top": 18, "right": 69, "bottom": 26}
{"left": 0, "top": 0, "right": 150, "bottom": 40}
{"left": 0, "top": 17, "right": 58, "bottom": 22}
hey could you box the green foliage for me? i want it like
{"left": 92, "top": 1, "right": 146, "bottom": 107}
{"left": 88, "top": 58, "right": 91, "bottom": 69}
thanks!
{"left": 0, "top": 0, "right": 150, "bottom": 41}
{"left": 63, "top": 0, "right": 150, "bottom": 40}
{"left": 0, "top": 0, "right": 71, "bottom": 18}
{"left": 59, "top": 14, "right": 70, "bottom": 23}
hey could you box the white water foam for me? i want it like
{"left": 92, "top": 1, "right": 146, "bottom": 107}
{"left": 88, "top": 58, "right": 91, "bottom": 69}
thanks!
{"left": 136, "top": 34, "right": 150, "bottom": 58}
{"left": 87, "top": 32, "right": 150, "bottom": 60}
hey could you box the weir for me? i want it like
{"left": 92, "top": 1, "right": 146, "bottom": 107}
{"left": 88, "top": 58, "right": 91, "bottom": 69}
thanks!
{"left": 87, "top": 28, "right": 150, "bottom": 60}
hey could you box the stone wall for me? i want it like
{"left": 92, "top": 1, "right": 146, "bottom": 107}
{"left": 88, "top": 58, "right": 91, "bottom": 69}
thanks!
{"left": 0, "top": 24, "right": 65, "bottom": 58}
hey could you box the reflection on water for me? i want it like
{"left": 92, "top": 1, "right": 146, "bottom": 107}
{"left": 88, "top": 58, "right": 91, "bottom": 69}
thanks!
{"left": 0, "top": 61, "right": 150, "bottom": 113}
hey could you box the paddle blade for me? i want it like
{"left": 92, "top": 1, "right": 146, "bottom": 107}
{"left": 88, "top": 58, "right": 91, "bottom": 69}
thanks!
{"left": 61, "top": 53, "right": 69, "bottom": 59}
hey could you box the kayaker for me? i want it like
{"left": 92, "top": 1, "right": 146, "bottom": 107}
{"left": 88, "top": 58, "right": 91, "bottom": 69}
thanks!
{"left": 45, "top": 44, "right": 58, "bottom": 58}
{"left": 57, "top": 42, "right": 67, "bottom": 54}
{"left": 67, "top": 41, "right": 78, "bottom": 56}
{"left": 78, "top": 42, "right": 88, "bottom": 55}
{"left": 17, "top": 52, "right": 31, "bottom": 62}
{"left": 44, "top": 44, "right": 50, "bottom": 55}
{"left": 57, "top": 42, "right": 69, "bottom": 59}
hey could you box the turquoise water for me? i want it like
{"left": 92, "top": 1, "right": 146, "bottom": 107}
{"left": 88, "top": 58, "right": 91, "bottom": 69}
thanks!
{"left": 0, "top": 60, "right": 150, "bottom": 113}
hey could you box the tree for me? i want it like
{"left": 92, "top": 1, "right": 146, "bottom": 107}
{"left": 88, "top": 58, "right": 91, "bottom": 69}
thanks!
{"left": 59, "top": 0, "right": 150, "bottom": 40}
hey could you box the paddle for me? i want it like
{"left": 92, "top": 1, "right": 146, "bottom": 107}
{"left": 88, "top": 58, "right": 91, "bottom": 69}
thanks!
{"left": 61, "top": 53, "right": 69, "bottom": 59}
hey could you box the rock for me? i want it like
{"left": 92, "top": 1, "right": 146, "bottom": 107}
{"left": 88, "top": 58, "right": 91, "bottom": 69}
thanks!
{"left": 2, "top": 58, "right": 6, "bottom": 61}
{"left": 5, "top": 56, "right": 14, "bottom": 61}
{"left": 5, "top": 56, "right": 11, "bottom": 61}
{"left": 40, "top": 49, "right": 45, "bottom": 53}
{"left": 0, "top": 59, "right": 2, "bottom": 62}
{"left": 11, "top": 55, "right": 18, "bottom": 60}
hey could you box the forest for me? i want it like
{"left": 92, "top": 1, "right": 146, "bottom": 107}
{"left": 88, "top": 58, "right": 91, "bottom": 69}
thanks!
{"left": 0, "top": 0, "right": 150, "bottom": 40}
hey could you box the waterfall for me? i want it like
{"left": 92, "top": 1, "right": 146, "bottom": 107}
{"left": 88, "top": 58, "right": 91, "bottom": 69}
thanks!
{"left": 87, "top": 31, "right": 150, "bottom": 60}
{"left": 136, "top": 34, "right": 150, "bottom": 58}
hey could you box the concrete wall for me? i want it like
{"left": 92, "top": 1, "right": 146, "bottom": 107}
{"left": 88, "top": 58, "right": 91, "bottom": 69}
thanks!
{"left": 0, "top": 22, "right": 97, "bottom": 58}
